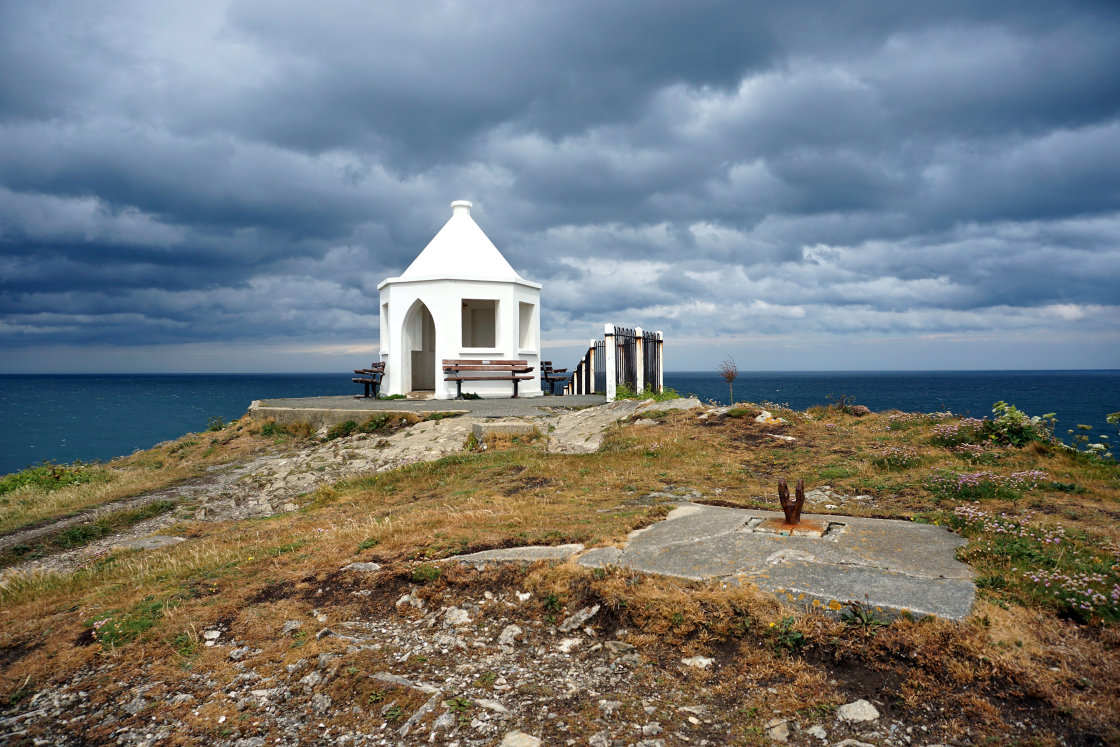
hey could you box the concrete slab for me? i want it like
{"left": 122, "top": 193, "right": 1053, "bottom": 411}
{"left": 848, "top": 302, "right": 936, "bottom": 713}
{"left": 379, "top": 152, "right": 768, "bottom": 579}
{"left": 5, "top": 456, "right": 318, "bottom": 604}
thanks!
{"left": 578, "top": 502, "right": 974, "bottom": 621}
{"left": 449, "top": 543, "right": 585, "bottom": 568}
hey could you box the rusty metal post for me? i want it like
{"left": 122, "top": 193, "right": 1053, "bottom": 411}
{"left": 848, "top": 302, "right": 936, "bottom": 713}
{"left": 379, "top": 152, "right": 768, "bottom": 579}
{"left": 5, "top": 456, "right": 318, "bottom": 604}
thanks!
{"left": 778, "top": 478, "right": 806, "bottom": 525}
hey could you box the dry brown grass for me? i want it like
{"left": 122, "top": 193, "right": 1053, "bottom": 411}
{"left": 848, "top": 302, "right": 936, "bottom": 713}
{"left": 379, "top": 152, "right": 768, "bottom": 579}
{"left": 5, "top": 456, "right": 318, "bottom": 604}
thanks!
{"left": 1, "top": 404, "right": 1118, "bottom": 743}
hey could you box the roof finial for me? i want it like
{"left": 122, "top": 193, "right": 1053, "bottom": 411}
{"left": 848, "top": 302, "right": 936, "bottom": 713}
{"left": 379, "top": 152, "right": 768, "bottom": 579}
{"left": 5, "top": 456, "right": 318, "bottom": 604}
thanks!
{"left": 451, "top": 200, "right": 472, "bottom": 216}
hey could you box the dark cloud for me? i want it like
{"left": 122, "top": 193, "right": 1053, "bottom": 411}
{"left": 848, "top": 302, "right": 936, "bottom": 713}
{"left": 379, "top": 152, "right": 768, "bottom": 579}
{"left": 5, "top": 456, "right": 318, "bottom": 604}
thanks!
{"left": 1, "top": 0, "right": 1118, "bottom": 370}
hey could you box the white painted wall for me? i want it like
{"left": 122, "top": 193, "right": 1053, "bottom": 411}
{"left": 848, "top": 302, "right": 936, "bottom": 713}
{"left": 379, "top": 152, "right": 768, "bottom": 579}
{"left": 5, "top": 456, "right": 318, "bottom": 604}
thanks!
{"left": 379, "top": 277, "right": 541, "bottom": 399}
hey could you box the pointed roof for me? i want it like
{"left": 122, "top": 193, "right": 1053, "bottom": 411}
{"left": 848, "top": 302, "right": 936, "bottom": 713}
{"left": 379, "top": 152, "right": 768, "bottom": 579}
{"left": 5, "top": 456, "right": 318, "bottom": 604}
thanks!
{"left": 386, "top": 201, "right": 538, "bottom": 288}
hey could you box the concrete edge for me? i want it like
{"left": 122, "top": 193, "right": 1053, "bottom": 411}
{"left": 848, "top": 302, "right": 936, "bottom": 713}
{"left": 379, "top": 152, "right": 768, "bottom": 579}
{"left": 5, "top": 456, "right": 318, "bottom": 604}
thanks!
{"left": 248, "top": 402, "right": 469, "bottom": 431}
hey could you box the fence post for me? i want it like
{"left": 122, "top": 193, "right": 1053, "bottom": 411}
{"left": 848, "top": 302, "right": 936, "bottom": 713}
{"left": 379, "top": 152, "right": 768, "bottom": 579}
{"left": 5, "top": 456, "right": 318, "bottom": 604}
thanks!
{"left": 587, "top": 339, "right": 595, "bottom": 395}
{"left": 656, "top": 331, "right": 664, "bottom": 393}
{"left": 604, "top": 324, "right": 616, "bottom": 401}
{"left": 634, "top": 327, "right": 644, "bottom": 395}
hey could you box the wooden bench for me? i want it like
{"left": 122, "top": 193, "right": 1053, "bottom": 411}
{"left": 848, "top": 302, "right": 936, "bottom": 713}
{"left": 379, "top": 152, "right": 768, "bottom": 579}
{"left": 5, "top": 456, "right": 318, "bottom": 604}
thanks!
{"left": 540, "top": 360, "right": 571, "bottom": 396}
{"left": 352, "top": 362, "right": 386, "bottom": 398}
{"left": 442, "top": 359, "right": 534, "bottom": 398}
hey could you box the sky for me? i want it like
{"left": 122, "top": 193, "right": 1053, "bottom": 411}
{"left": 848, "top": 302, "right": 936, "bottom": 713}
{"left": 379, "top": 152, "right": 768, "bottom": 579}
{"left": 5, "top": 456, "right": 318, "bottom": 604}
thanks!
{"left": 1, "top": 1, "right": 1119, "bottom": 373}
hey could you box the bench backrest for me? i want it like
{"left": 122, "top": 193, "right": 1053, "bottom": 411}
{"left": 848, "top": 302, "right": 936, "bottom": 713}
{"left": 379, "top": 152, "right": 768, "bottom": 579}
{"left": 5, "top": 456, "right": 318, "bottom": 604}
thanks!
{"left": 443, "top": 359, "right": 529, "bottom": 370}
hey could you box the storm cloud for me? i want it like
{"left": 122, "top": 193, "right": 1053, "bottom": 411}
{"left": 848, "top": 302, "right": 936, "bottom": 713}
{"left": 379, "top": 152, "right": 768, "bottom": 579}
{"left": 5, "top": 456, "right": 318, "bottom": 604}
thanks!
{"left": 2, "top": 0, "right": 1118, "bottom": 371}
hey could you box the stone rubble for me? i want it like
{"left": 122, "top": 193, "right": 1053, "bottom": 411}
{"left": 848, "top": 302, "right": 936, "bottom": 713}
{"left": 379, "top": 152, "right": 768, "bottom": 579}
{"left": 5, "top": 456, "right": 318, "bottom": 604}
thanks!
{"left": 0, "top": 579, "right": 961, "bottom": 746}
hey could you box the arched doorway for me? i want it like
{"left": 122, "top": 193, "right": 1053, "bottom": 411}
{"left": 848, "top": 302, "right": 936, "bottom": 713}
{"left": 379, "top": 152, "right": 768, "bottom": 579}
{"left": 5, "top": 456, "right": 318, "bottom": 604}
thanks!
{"left": 401, "top": 300, "right": 436, "bottom": 393}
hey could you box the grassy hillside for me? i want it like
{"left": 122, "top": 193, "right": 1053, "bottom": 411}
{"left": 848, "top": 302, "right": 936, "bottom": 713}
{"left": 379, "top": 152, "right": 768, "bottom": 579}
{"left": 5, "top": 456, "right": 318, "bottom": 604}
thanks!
{"left": 1, "top": 401, "right": 1117, "bottom": 745}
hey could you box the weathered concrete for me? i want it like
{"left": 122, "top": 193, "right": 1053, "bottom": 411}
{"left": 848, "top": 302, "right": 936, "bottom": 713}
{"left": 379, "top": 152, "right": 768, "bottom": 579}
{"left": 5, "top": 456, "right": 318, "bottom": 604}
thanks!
{"left": 247, "top": 403, "right": 469, "bottom": 431}
{"left": 578, "top": 502, "right": 974, "bottom": 621}
{"left": 449, "top": 544, "right": 586, "bottom": 569}
{"left": 472, "top": 420, "right": 539, "bottom": 440}
{"left": 250, "top": 394, "right": 606, "bottom": 428}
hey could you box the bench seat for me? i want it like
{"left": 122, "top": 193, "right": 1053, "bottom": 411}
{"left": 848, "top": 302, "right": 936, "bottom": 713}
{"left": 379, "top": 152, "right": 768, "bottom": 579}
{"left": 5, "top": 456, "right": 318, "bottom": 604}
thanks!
{"left": 442, "top": 359, "right": 534, "bottom": 398}
{"left": 352, "top": 363, "right": 386, "bottom": 398}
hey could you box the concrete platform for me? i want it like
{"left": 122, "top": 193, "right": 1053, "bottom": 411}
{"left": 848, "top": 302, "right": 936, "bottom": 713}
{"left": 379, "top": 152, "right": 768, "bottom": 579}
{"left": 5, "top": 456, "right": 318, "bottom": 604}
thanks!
{"left": 250, "top": 394, "right": 606, "bottom": 429}
{"left": 579, "top": 502, "right": 975, "bottom": 621}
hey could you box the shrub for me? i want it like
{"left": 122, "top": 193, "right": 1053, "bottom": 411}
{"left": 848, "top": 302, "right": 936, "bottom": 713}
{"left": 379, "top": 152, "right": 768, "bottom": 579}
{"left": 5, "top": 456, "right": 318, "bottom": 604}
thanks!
{"left": 987, "top": 401, "right": 1056, "bottom": 447}
{"left": 207, "top": 416, "right": 226, "bottom": 432}
{"left": 326, "top": 420, "right": 360, "bottom": 439}
{"left": 929, "top": 403, "right": 1056, "bottom": 449}
{"left": 411, "top": 564, "right": 441, "bottom": 583}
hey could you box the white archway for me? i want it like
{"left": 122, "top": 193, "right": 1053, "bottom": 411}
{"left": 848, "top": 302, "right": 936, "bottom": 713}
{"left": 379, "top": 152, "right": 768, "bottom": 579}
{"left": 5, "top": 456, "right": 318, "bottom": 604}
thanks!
{"left": 400, "top": 299, "right": 436, "bottom": 392}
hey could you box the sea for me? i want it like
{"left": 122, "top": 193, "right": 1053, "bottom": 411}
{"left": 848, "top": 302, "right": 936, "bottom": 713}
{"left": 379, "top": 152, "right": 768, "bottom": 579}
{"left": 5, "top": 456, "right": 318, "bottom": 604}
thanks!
{"left": 1, "top": 371, "right": 1117, "bottom": 477}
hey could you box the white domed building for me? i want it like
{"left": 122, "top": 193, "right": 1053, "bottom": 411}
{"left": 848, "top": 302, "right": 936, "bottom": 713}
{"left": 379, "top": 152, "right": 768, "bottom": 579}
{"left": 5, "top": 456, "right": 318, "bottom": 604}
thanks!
{"left": 377, "top": 201, "right": 543, "bottom": 399}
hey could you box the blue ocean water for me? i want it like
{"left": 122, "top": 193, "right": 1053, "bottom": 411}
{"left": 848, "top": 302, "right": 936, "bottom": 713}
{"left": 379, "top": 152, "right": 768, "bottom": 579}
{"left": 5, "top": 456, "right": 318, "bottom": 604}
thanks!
{"left": 0, "top": 371, "right": 1117, "bottom": 476}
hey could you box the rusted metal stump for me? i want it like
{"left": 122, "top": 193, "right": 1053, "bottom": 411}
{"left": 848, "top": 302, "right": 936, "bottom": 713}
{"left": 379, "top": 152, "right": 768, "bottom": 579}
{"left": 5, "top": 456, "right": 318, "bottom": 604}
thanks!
{"left": 778, "top": 477, "right": 805, "bottom": 524}
{"left": 757, "top": 478, "right": 829, "bottom": 536}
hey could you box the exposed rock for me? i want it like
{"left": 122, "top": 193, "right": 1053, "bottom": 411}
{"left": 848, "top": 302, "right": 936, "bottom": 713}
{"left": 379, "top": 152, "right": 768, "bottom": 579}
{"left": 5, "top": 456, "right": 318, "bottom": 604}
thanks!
{"left": 475, "top": 698, "right": 509, "bottom": 714}
{"left": 491, "top": 625, "right": 520, "bottom": 648}
{"left": 280, "top": 620, "right": 302, "bottom": 635}
{"left": 589, "top": 730, "right": 612, "bottom": 747}
{"left": 443, "top": 607, "right": 472, "bottom": 626}
{"left": 558, "top": 604, "right": 600, "bottom": 632}
{"left": 598, "top": 699, "right": 622, "bottom": 715}
{"left": 310, "top": 693, "right": 332, "bottom": 714}
{"left": 315, "top": 627, "right": 337, "bottom": 640}
{"left": 605, "top": 640, "right": 635, "bottom": 655}
{"left": 766, "top": 717, "right": 790, "bottom": 742}
{"left": 122, "top": 696, "right": 148, "bottom": 715}
{"left": 396, "top": 590, "right": 425, "bottom": 609}
{"left": 498, "top": 729, "right": 542, "bottom": 746}
{"left": 837, "top": 699, "right": 880, "bottom": 723}
{"left": 806, "top": 723, "right": 828, "bottom": 740}
{"left": 681, "top": 655, "right": 714, "bottom": 670}
{"left": 558, "top": 637, "right": 582, "bottom": 653}
{"left": 341, "top": 562, "right": 382, "bottom": 572}
{"left": 398, "top": 692, "right": 442, "bottom": 737}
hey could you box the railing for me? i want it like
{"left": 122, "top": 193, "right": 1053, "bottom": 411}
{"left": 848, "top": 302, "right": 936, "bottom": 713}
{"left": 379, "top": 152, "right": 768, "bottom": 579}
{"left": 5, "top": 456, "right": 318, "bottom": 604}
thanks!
{"left": 567, "top": 339, "right": 604, "bottom": 395}
{"left": 566, "top": 325, "right": 663, "bottom": 399}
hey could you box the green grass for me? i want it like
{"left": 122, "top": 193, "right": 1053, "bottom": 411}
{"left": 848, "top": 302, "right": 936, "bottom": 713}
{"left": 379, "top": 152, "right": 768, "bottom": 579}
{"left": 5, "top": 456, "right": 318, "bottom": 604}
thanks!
{"left": 0, "top": 461, "right": 107, "bottom": 495}
{"left": 87, "top": 594, "right": 179, "bottom": 648}
{"left": 948, "top": 505, "right": 1120, "bottom": 623}
{"left": 1, "top": 500, "right": 177, "bottom": 568}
